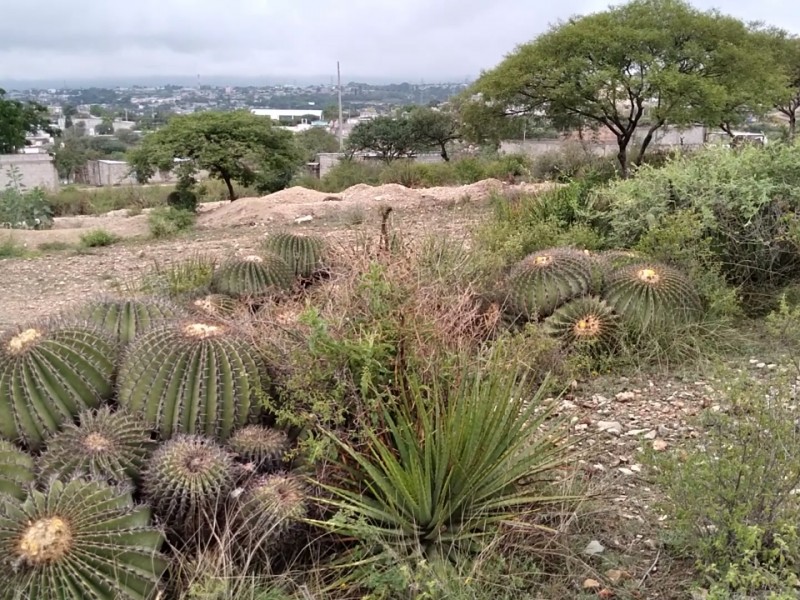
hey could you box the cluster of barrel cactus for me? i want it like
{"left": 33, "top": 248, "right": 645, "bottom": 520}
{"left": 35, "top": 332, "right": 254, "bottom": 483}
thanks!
{"left": 504, "top": 246, "right": 703, "bottom": 353}
{"left": 0, "top": 286, "right": 311, "bottom": 598}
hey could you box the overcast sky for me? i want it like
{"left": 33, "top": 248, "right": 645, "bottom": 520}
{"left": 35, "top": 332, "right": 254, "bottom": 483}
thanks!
{"left": 1, "top": 0, "right": 797, "bottom": 86}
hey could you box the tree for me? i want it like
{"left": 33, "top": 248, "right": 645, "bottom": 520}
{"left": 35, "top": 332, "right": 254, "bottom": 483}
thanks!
{"left": 406, "top": 107, "right": 460, "bottom": 161}
{"left": 0, "top": 89, "right": 55, "bottom": 154}
{"left": 294, "top": 127, "right": 340, "bottom": 162}
{"left": 95, "top": 118, "right": 114, "bottom": 135}
{"left": 346, "top": 116, "right": 420, "bottom": 163}
{"left": 127, "top": 110, "right": 302, "bottom": 200}
{"left": 322, "top": 105, "right": 340, "bottom": 122}
{"left": 762, "top": 30, "right": 800, "bottom": 141}
{"left": 470, "top": 0, "right": 776, "bottom": 177}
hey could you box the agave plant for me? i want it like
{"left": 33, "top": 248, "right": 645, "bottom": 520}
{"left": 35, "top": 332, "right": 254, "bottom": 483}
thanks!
{"left": 38, "top": 406, "right": 156, "bottom": 487}
{"left": 505, "top": 247, "right": 597, "bottom": 320}
{"left": 602, "top": 261, "right": 702, "bottom": 331}
{"left": 75, "top": 296, "right": 182, "bottom": 344}
{"left": 0, "top": 478, "right": 167, "bottom": 600}
{"left": 311, "top": 355, "right": 573, "bottom": 553}
{"left": 261, "top": 232, "right": 326, "bottom": 279}
{"left": 116, "top": 320, "right": 267, "bottom": 440}
{"left": 143, "top": 435, "right": 236, "bottom": 541}
{"left": 0, "top": 320, "right": 118, "bottom": 450}
{"left": 228, "top": 425, "right": 289, "bottom": 471}
{"left": 211, "top": 253, "right": 294, "bottom": 299}
{"left": 0, "top": 440, "right": 35, "bottom": 501}
{"left": 544, "top": 296, "right": 620, "bottom": 353}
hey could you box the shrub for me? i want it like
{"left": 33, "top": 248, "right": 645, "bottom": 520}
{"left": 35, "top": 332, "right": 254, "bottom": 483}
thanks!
{"left": 0, "top": 235, "right": 26, "bottom": 258}
{"left": 529, "top": 141, "right": 618, "bottom": 183}
{"left": 311, "top": 353, "right": 573, "bottom": 556}
{"left": 148, "top": 206, "right": 195, "bottom": 238}
{"left": 167, "top": 189, "right": 198, "bottom": 212}
{"left": 0, "top": 176, "right": 52, "bottom": 230}
{"left": 47, "top": 184, "right": 171, "bottom": 217}
{"left": 79, "top": 228, "right": 120, "bottom": 247}
{"left": 646, "top": 368, "right": 800, "bottom": 597}
{"left": 592, "top": 143, "right": 800, "bottom": 314}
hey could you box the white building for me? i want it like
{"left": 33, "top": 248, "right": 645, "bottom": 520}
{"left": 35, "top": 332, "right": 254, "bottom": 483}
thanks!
{"left": 251, "top": 108, "right": 323, "bottom": 123}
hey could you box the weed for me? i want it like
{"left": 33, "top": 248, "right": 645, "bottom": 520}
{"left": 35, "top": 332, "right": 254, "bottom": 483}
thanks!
{"left": 148, "top": 207, "right": 196, "bottom": 238}
{"left": 133, "top": 253, "right": 217, "bottom": 298}
{"left": 79, "top": 228, "right": 120, "bottom": 248}
{"left": 0, "top": 235, "right": 27, "bottom": 258}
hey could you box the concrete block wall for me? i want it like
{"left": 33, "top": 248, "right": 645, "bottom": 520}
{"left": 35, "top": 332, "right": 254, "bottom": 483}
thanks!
{"left": 0, "top": 154, "right": 59, "bottom": 191}
{"left": 316, "top": 152, "right": 444, "bottom": 178}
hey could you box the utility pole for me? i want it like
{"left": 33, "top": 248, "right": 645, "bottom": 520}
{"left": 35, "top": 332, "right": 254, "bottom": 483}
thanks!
{"left": 337, "top": 61, "right": 344, "bottom": 152}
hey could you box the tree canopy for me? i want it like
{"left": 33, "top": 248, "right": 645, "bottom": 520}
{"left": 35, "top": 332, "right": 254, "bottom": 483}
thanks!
{"left": 469, "top": 0, "right": 785, "bottom": 177}
{"left": 294, "top": 127, "right": 340, "bottom": 162}
{"left": 761, "top": 29, "right": 800, "bottom": 140}
{"left": 346, "top": 116, "right": 419, "bottom": 162}
{"left": 405, "top": 107, "right": 460, "bottom": 161}
{"left": 128, "top": 110, "right": 302, "bottom": 200}
{"left": 0, "top": 89, "right": 55, "bottom": 154}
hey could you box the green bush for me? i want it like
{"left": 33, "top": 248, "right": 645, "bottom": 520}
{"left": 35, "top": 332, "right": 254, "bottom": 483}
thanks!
{"left": 592, "top": 143, "right": 800, "bottom": 314}
{"left": 148, "top": 206, "right": 196, "bottom": 238}
{"left": 0, "top": 182, "right": 52, "bottom": 230}
{"left": 0, "top": 235, "right": 26, "bottom": 258}
{"left": 529, "top": 142, "right": 619, "bottom": 183}
{"left": 47, "top": 184, "right": 171, "bottom": 216}
{"left": 134, "top": 253, "right": 217, "bottom": 298}
{"left": 79, "top": 228, "right": 120, "bottom": 247}
{"left": 646, "top": 367, "right": 800, "bottom": 597}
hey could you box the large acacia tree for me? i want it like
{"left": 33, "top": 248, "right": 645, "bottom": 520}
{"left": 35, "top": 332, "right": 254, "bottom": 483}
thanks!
{"left": 470, "top": 0, "right": 782, "bottom": 177}
{"left": 128, "top": 110, "right": 302, "bottom": 200}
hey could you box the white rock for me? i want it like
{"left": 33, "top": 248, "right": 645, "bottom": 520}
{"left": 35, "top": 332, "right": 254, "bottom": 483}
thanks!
{"left": 583, "top": 540, "right": 605, "bottom": 555}
{"left": 294, "top": 215, "right": 313, "bottom": 223}
{"left": 615, "top": 391, "right": 636, "bottom": 402}
{"left": 597, "top": 421, "right": 623, "bottom": 435}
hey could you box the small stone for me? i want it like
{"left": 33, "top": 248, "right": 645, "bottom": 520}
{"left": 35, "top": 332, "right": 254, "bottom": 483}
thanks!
{"left": 757, "top": 362, "right": 766, "bottom": 369}
{"left": 597, "top": 421, "right": 623, "bottom": 435}
{"left": 644, "top": 538, "right": 657, "bottom": 550}
{"left": 294, "top": 215, "right": 313, "bottom": 223}
{"left": 583, "top": 540, "right": 605, "bottom": 555}
{"left": 618, "top": 467, "right": 635, "bottom": 476}
{"left": 653, "top": 439, "right": 668, "bottom": 451}
{"left": 605, "top": 569, "right": 630, "bottom": 584}
{"left": 583, "top": 578, "right": 602, "bottom": 589}
{"left": 644, "top": 429, "right": 658, "bottom": 440}
{"left": 615, "top": 391, "right": 636, "bottom": 402}
{"left": 768, "top": 364, "right": 777, "bottom": 370}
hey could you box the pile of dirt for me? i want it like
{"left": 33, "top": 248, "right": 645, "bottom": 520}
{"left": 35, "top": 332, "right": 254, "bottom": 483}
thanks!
{"left": 199, "top": 179, "right": 558, "bottom": 229}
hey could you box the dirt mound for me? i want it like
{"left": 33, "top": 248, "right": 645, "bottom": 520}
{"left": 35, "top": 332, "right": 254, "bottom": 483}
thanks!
{"left": 340, "top": 183, "right": 424, "bottom": 204}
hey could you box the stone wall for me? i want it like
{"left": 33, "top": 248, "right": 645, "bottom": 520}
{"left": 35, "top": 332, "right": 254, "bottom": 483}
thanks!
{"left": 0, "top": 154, "right": 59, "bottom": 191}
{"left": 316, "top": 152, "right": 444, "bottom": 178}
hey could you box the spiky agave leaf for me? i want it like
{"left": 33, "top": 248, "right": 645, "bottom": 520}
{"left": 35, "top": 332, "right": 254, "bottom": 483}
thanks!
{"left": 544, "top": 296, "right": 620, "bottom": 352}
{"left": 38, "top": 406, "right": 156, "bottom": 487}
{"left": 602, "top": 261, "right": 703, "bottom": 331}
{"left": 505, "top": 247, "right": 597, "bottom": 319}
{"left": 116, "top": 320, "right": 268, "bottom": 441}
{"left": 0, "top": 440, "right": 34, "bottom": 502}
{"left": 0, "top": 320, "right": 118, "bottom": 450}
{"left": 75, "top": 296, "right": 183, "bottom": 344}
{"left": 261, "top": 232, "right": 326, "bottom": 279}
{"left": 228, "top": 425, "right": 289, "bottom": 471}
{"left": 211, "top": 253, "right": 294, "bottom": 299}
{"left": 143, "top": 435, "right": 235, "bottom": 541}
{"left": 231, "top": 472, "right": 308, "bottom": 558}
{"left": 0, "top": 478, "right": 167, "bottom": 600}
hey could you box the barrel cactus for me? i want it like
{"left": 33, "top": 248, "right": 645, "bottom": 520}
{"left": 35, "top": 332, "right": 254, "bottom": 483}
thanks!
{"left": 505, "top": 247, "right": 597, "bottom": 319}
{"left": 544, "top": 296, "right": 620, "bottom": 353}
{"left": 75, "top": 296, "right": 182, "bottom": 344}
{"left": 211, "top": 253, "right": 294, "bottom": 299}
{"left": 0, "top": 478, "right": 167, "bottom": 600}
{"left": 231, "top": 472, "right": 308, "bottom": 558}
{"left": 0, "top": 440, "right": 34, "bottom": 501}
{"left": 602, "top": 262, "right": 702, "bottom": 330}
{"left": 228, "top": 425, "right": 289, "bottom": 471}
{"left": 38, "top": 406, "right": 155, "bottom": 487}
{"left": 187, "top": 293, "right": 242, "bottom": 320}
{"left": 116, "top": 319, "right": 268, "bottom": 441}
{"left": 0, "top": 321, "right": 118, "bottom": 450}
{"left": 143, "top": 435, "right": 236, "bottom": 541}
{"left": 261, "top": 232, "right": 326, "bottom": 279}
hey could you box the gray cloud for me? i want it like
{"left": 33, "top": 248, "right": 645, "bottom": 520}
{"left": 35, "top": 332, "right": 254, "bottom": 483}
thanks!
{"left": 1, "top": 0, "right": 798, "bottom": 83}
